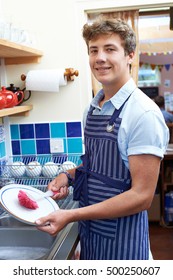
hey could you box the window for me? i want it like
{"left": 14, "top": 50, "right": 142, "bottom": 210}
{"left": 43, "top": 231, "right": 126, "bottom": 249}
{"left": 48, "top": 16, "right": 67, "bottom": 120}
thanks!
{"left": 138, "top": 66, "right": 160, "bottom": 87}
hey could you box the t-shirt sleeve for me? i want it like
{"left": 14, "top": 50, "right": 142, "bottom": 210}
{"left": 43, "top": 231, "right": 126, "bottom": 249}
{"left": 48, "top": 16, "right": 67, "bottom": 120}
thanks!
{"left": 126, "top": 110, "right": 169, "bottom": 158}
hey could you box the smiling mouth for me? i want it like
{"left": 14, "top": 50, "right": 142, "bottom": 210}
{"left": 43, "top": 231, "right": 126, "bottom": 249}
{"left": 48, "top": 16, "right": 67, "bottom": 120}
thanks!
{"left": 95, "top": 67, "right": 111, "bottom": 71}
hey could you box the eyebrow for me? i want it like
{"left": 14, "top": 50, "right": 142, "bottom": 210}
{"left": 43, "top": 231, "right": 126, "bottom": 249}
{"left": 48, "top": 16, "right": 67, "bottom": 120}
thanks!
{"left": 89, "top": 44, "right": 116, "bottom": 49}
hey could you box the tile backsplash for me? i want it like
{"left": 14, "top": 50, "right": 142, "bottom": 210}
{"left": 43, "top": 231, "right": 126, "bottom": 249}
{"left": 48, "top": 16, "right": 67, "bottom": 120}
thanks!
{"left": 0, "top": 125, "right": 5, "bottom": 158}
{"left": 0, "top": 121, "right": 83, "bottom": 160}
{"left": 11, "top": 121, "right": 83, "bottom": 156}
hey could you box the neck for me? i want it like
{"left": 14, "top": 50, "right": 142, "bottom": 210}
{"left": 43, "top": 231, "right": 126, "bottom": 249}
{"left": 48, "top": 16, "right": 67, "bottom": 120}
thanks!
{"left": 102, "top": 77, "right": 130, "bottom": 98}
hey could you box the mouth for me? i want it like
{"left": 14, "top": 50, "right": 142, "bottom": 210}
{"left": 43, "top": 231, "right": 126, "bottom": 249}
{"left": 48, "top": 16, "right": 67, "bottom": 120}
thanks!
{"left": 95, "top": 67, "right": 111, "bottom": 74}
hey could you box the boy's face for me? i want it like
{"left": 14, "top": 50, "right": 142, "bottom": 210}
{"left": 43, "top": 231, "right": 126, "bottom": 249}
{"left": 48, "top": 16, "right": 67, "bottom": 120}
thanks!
{"left": 88, "top": 33, "right": 134, "bottom": 89}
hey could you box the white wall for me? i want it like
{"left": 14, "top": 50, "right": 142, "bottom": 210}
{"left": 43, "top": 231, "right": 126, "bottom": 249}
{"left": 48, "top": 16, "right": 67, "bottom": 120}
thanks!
{"left": 1, "top": 0, "right": 90, "bottom": 124}
{"left": 1, "top": 0, "right": 172, "bottom": 124}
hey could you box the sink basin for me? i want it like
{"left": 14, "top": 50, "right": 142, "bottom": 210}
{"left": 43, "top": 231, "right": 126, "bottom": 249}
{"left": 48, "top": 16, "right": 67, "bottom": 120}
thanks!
{"left": 0, "top": 195, "right": 79, "bottom": 260}
{"left": 0, "top": 215, "right": 28, "bottom": 227}
{"left": 0, "top": 214, "right": 56, "bottom": 260}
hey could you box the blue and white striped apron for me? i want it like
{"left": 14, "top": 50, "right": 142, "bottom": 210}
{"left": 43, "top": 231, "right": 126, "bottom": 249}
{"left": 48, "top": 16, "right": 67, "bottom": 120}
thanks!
{"left": 73, "top": 95, "right": 149, "bottom": 260}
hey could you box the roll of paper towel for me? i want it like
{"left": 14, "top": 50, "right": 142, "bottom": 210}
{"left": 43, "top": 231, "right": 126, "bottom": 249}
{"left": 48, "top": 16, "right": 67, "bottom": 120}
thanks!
{"left": 26, "top": 69, "right": 67, "bottom": 92}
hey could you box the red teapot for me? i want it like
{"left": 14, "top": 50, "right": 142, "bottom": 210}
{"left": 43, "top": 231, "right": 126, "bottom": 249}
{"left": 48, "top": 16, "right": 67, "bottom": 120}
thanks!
{"left": 6, "top": 84, "right": 31, "bottom": 104}
{"left": 0, "top": 91, "right": 7, "bottom": 109}
{"left": 0, "top": 86, "right": 24, "bottom": 108}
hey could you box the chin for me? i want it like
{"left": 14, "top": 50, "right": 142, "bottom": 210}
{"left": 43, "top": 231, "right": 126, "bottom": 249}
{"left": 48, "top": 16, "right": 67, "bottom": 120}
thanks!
{"left": 95, "top": 75, "right": 108, "bottom": 83}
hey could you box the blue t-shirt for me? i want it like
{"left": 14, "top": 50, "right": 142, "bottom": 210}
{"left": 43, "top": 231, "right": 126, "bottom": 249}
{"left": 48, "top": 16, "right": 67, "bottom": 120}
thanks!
{"left": 83, "top": 78, "right": 169, "bottom": 168}
{"left": 161, "top": 109, "right": 173, "bottom": 123}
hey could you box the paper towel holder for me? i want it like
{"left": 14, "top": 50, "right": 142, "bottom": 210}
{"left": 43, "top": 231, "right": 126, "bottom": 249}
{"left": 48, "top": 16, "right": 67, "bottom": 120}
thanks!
{"left": 64, "top": 68, "right": 79, "bottom": 81}
{"left": 21, "top": 68, "right": 79, "bottom": 83}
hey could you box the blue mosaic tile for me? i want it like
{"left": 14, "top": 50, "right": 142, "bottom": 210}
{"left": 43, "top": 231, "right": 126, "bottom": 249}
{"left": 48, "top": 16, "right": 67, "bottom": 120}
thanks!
{"left": 67, "top": 138, "right": 83, "bottom": 154}
{"left": 35, "top": 123, "right": 50, "bottom": 139}
{"left": 0, "top": 141, "right": 6, "bottom": 157}
{"left": 20, "top": 124, "right": 34, "bottom": 139}
{"left": 36, "top": 139, "right": 50, "bottom": 154}
{"left": 50, "top": 122, "right": 66, "bottom": 138}
{"left": 66, "top": 122, "right": 82, "bottom": 137}
{"left": 10, "top": 124, "right": 19, "bottom": 140}
{"left": 21, "top": 140, "right": 36, "bottom": 155}
{"left": 9, "top": 121, "right": 83, "bottom": 158}
{"left": 62, "top": 139, "right": 67, "bottom": 153}
{"left": 11, "top": 140, "right": 20, "bottom": 155}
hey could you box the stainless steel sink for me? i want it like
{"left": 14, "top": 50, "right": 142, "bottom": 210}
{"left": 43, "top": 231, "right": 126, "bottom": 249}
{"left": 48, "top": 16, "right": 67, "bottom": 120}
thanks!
{"left": 0, "top": 214, "right": 56, "bottom": 260}
{"left": 0, "top": 194, "right": 79, "bottom": 260}
{"left": 0, "top": 215, "right": 29, "bottom": 227}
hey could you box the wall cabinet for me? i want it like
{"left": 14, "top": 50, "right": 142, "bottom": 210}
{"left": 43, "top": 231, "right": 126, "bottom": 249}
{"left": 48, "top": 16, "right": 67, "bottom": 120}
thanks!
{"left": 0, "top": 39, "right": 43, "bottom": 118}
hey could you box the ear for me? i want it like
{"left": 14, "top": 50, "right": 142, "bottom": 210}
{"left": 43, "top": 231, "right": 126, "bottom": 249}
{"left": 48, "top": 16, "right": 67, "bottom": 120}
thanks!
{"left": 128, "top": 52, "right": 135, "bottom": 64}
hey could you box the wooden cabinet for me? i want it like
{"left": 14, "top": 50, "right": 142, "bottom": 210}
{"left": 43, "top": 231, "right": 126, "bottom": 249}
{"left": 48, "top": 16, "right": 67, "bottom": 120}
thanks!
{"left": 0, "top": 39, "right": 43, "bottom": 118}
{"left": 160, "top": 145, "right": 173, "bottom": 227}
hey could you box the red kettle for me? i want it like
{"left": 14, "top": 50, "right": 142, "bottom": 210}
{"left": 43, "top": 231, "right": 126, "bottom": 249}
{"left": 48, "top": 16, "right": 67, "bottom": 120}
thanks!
{"left": 0, "top": 86, "right": 24, "bottom": 108}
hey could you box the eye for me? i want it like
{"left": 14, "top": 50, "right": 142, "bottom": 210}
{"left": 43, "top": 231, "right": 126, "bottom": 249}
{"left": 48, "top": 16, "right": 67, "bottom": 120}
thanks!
{"left": 106, "top": 48, "right": 115, "bottom": 52}
{"left": 89, "top": 49, "right": 98, "bottom": 55}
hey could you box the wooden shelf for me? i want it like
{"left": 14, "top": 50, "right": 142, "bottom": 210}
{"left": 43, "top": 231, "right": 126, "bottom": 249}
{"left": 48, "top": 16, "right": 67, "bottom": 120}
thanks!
{"left": 0, "top": 39, "right": 43, "bottom": 64}
{"left": 0, "top": 40, "right": 41, "bottom": 117}
{"left": 0, "top": 105, "right": 33, "bottom": 117}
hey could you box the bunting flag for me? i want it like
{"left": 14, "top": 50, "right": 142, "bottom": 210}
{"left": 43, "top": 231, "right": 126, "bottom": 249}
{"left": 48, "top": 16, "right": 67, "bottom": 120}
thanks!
{"left": 139, "top": 62, "right": 173, "bottom": 72}
{"left": 150, "top": 64, "right": 156, "bottom": 70}
{"left": 139, "top": 63, "right": 173, "bottom": 72}
{"left": 139, "top": 51, "right": 173, "bottom": 72}
{"left": 158, "top": 65, "right": 164, "bottom": 72}
{"left": 165, "top": 64, "right": 171, "bottom": 71}
{"left": 140, "top": 51, "right": 173, "bottom": 56}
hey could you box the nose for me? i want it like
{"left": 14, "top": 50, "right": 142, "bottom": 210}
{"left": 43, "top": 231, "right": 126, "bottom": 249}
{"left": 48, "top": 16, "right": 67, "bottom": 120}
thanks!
{"left": 95, "top": 50, "right": 106, "bottom": 63}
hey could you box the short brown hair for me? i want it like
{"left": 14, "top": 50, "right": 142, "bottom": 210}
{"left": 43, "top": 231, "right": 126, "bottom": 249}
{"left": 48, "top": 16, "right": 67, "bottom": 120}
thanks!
{"left": 82, "top": 18, "right": 136, "bottom": 55}
{"left": 154, "top": 96, "right": 165, "bottom": 108}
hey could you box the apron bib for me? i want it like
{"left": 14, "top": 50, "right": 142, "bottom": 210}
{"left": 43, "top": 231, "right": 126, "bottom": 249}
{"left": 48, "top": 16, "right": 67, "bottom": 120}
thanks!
{"left": 73, "top": 95, "right": 149, "bottom": 260}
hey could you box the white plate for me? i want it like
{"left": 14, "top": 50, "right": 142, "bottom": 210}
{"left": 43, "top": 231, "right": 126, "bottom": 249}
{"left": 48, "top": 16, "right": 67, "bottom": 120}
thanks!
{"left": 0, "top": 184, "right": 59, "bottom": 225}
